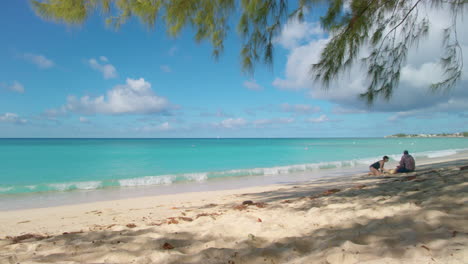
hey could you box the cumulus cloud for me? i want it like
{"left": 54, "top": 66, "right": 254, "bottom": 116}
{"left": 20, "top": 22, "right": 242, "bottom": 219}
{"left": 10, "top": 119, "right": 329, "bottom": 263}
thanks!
{"left": 1, "top": 81, "right": 24, "bottom": 93}
{"left": 388, "top": 98, "right": 468, "bottom": 121}
{"left": 0, "top": 113, "right": 27, "bottom": 124}
{"left": 280, "top": 103, "right": 320, "bottom": 115}
{"left": 274, "top": 19, "right": 324, "bottom": 49}
{"left": 88, "top": 57, "right": 117, "bottom": 79}
{"left": 23, "top": 53, "right": 54, "bottom": 69}
{"left": 243, "top": 80, "right": 264, "bottom": 91}
{"left": 58, "top": 78, "right": 171, "bottom": 115}
{"left": 273, "top": 7, "right": 468, "bottom": 113}
{"left": 306, "top": 115, "right": 330, "bottom": 123}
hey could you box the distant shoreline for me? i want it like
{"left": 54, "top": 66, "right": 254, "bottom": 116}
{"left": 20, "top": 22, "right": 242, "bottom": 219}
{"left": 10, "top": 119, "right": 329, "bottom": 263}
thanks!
{"left": 385, "top": 132, "right": 467, "bottom": 138}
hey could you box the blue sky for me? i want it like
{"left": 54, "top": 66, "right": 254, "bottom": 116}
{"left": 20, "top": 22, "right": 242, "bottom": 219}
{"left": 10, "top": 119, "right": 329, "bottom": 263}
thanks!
{"left": 1, "top": 0, "right": 467, "bottom": 138}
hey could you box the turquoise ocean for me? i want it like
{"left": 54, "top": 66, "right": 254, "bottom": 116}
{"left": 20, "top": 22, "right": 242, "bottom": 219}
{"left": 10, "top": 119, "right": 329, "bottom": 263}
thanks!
{"left": 1, "top": 138, "right": 468, "bottom": 198}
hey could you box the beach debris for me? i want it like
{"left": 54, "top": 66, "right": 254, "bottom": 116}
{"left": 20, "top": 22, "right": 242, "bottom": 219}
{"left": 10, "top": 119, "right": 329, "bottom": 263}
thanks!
{"left": 248, "top": 234, "right": 256, "bottom": 240}
{"left": 257, "top": 218, "right": 262, "bottom": 222}
{"left": 62, "top": 231, "right": 83, "bottom": 235}
{"left": 421, "top": 245, "right": 430, "bottom": 251}
{"left": 126, "top": 223, "right": 137, "bottom": 228}
{"left": 239, "top": 200, "right": 267, "bottom": 208}
{"left": 355, "top": 185, "right": 366, "bottom": 189}
{"left": 179, "top": 216, "right": 193, "bottom": 222}
{"left": 255, "top": 202, "right": 267, "bottom": 208}
{"left": 167, "top": 218, "right": 179, "bottom": 224}
{"left": 233, "top": 204, "right": 248, "bottom": 211}
{"left": 452, "top": 231, "right": 458, "bottom": 237}
{"left": 323, "top": 189, "right": 341, "bottom": 195}
{"left": 281, "top": 200, "right": 293, "bottom": 203}
{"left": 17, "top": 220, "right": 31, "bottom": 224}
{"left": 7, "top": 233, "right": 46, "bottom": 243}
{"left": 171, "top": 207, "right": 178, "bottom": 210}
{"left": 162, "top": 242, "right": 175, "bottom": 250}
{"left": 196, "top": 212, "right": 221, "bottom": 219}
{"left": 459, "top": 165, "right": 468, "bottom": 171}
{"left": 402, "top": 176, "right": 417, "bottom": 181}
{"left": 202, "top": 203, "right": 218, "bottom": 208}
{"left": 86, "top": 210, "right": 103, "bottom": 215}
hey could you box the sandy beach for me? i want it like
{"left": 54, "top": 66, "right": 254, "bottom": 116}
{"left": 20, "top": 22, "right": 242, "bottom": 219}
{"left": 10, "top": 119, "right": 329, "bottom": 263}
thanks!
{"left": 1, "top": 158, "right": 467, "bottom": 264}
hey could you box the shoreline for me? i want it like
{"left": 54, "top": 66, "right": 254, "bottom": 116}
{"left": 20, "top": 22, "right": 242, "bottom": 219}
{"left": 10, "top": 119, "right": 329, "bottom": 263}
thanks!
{"left": 1, "top": 151, "right": 467, "bottom": 212}
{"left": 1, "top": 157, "right": 467, "bottom": 263}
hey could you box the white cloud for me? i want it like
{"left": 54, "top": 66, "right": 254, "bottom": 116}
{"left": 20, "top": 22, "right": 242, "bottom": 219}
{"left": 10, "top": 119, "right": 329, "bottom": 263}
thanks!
{"left": 168, "top": 46, "right": 177, "bottom": 56}
{"left": 79, "top": 116, "right": 90, "bottom": 123}
{"left": 43, "top": 106, "right": 68, "bottom": 118}
{"left": 0, "top": 113, "right": 27, "bottom": 124}
{"left": 200, "top": 109, "right": 232, "bottom": 118}
{"left": 138, "top": 122, "right": 172, "bottom": 132}
{"left": 274, "top": 19, "right": 324, "bottom": 49}
{"left": 99, "top": 56, "right": 108, "bottom": 62}
{"left": 400, "top": 63, "right": 444, "bottom": 88}
{"left": 243, "top": 80, "right": 264, "bottom": 91}
{"left": 252, "top": 117, "right": 294, "bottom": 127}
{"left": 388, "top": 98, "right": 468, "bottom": 121}
{"left": 280, "top": 103, "right": 320, "bottom": 115}
{"left": 273, "top": 7, "right": 468, "bottom": 113}
{"left": 23, "top": 53, "right": 54, "bottom": 69}
{"left": 217, "top": 118, "right": 247, "bottom": 129}
{"left": 160, "top": 65, "right": 172, "bottom": 73}
{"left": 307, "top": 115, "right": 329, "bottom": 123}
{"left": 88, "top": 57, "right": 117, "bottom": 79}
{"left": 1, "top": 81, "right": 24, "bottom": 93}
{"left": 331, "top": 106, "right": 368, "bottom": 115}
{"left": 64, "top": 78, "right": 171, "bottom": 115}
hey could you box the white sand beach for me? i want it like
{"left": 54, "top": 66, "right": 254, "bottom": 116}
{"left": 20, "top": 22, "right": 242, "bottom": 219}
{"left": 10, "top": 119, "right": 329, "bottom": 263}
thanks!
{"left": 1, "top": 158, "right": 467, "bottom": 264}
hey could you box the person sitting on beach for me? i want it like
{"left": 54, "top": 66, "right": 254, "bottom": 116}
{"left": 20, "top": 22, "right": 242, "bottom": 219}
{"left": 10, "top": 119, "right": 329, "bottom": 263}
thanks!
{"left": 369, "top": 156, "right": 389, "bottom": 176}
{"left": 395, "top": 150, "right": 415, "bottom": 173}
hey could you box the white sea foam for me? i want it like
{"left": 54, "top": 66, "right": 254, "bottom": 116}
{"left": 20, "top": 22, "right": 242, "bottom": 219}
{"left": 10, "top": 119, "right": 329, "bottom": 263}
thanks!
{"left": 182, "top": 172, "right": 208, "bottom": 182}
{"left": 416, "top": 149, "right": 459, "bottom": 158}
{"left": 0, "top": 187, "right": 13, "bottom": 192}
{"left": 48, "top": 183, "right": 73, "bottom": 191}
{"left": 119, "top": 175, "right": 175, "bottom": 187}
{"left": 47, "top": 181, "right": 103, "bottom": 191}
{"left": 74, "top": 181, "right": 102, "bottom": 190}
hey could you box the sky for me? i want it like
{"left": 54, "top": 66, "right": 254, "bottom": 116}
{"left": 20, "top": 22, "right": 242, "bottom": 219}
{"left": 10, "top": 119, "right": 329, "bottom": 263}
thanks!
{"left": 0, "top": 0, "right": 467, "bottom": 138}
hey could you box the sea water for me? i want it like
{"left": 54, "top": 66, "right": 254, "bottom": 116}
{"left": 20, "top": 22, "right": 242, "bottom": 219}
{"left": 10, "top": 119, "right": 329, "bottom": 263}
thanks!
{"left": 1, "top": 138, "right": 467, "bottom": 208}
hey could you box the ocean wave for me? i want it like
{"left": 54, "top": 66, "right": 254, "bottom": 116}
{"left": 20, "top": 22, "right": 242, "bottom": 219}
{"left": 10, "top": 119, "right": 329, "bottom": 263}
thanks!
{"left": 415, "top": 149, "right": 461, "bottom": 158}
{"left": 118, "top": 175, "right": 175, "bottom": 187}
{"left": 47, "top": 181, "right": 102, "bottom": 191}
{"left": 1, "top": 147, "right": 465, "bottom": 195}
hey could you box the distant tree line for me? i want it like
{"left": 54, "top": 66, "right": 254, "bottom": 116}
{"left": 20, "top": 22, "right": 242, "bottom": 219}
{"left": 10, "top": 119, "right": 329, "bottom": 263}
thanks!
{"left": 389, "top": 132, "right": 468, "bottom": 138}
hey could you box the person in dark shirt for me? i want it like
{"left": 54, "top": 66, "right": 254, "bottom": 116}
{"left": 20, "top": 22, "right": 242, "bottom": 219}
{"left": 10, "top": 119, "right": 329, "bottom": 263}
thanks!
{"left": 369, "top": 156, "right": 389, "bottom": 176}
{"left": 396, "top": 150, "right": 415, "bottom": 173}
